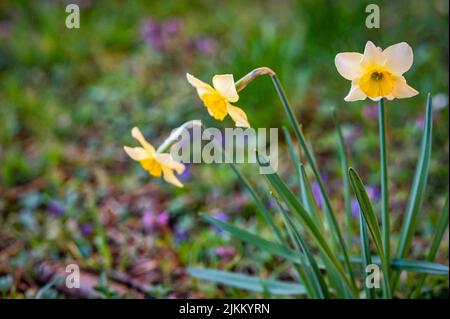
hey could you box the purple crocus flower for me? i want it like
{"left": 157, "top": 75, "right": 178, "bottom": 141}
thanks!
{"left": 362, "top": 104, "right": 378, "bottom": 120}
{"left": 47, "top": 200, "right": 65, "bottom": 217}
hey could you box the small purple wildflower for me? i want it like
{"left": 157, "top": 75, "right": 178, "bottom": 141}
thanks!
{"left": 416, "top": 114, "right": 425, "bottom": 129}
{"left": 311, "top": 182, "right": 323, "bottom": 210}
{"left": 80, "top": 222, "right": 94, "bottom": 237}
{"left": 351, "top": 185, "right": 380, "bottom": 219}
{"left": 178, "top": 165, "right": 191, "bottom": 182}
{"left": 141, "top": 19, "right": 163, "bottom": 50}
{"left": 351, "top": 198, "right": 360, "bottom": 219}
{"left": 142, "top": 210, "right": 155, "bottom": 230}
{"left": 194, "top": 37, "right": 217, "bottom": 54}
{"left": 161, "top": 18, "right": 182, "bottom": 36}
{"left": 47, "top": 200, "right": 65, "bottom": 217}
{"left": 363, "top": 104, "right": 378, "bottom": 120}
{"left": 215, "top": 246, "right": 236, "bottom": 259}
{"left": 212, "top": 212, "right": 228, "bottom": 233}
{"left": 156, "top": 210, "right": 169, "bottom": 227}
{"left": 174, "top": 229, "right": 189, "bottom": 244}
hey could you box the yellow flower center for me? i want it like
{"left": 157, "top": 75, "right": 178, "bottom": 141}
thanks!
{"left": 140, "top": 157, "right": 162, "bottom": 177}
{"left": 359, "top": 69, "right": 394, "bottom": 98}
{"left": 200, "top": 92, "right": 228, "bottom": 121}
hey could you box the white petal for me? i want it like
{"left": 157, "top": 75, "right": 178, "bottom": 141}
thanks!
{"left": 335, "top": 52, "right": 364, "bottom": 80}
{"left": 186, "top": 73, "right": 215, "bottom": 97}
{"left": 154, "top": 153, "right": 185, "bottom": 174}
{"left": 212, "top": 74, "right": 239, "bottom": 102}
{"left": 131, "top": 127, "right": 156, "bottom": 154}
{"left": 392, "top": 76, "right": 419, "bottom": 99}
{"left": 382, "top": 42, "right": 414, "bottom": 75}
{"left": 162, "top": 167, "right": 183, "bottom": 188}
{"left": 361, "top": 41, "right": 385, "bottom": 67}
{"left": 344, "top": 82, "right": 367, "bottom": 102}
{"left": 226, "top": 104, "right": 250, "bottom": 127}
{"left": 123, "top": 146, "right": 149, "bottom": 161}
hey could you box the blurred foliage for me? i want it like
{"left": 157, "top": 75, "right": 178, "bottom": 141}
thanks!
{"left": 0, "top": 0, "right": 448, "bottom": 298}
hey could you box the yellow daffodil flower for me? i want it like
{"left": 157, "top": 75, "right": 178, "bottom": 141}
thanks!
{"left": 335, "top": 41, "right": 419, "bottom": 101}
{"left": 124, "top": 127, "right": 185, "bottom": 188}
{"left": 186, "top": 73, "right": 250, "bottom": 128}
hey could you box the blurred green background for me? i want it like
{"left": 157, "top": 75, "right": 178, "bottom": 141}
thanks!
{"left": 0, "top": 0, "right": 448, "bottom": 298}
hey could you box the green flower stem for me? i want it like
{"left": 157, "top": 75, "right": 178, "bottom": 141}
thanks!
{"left": 270, "top": 74, "right": 357, "bottom": 292}
{"left": 378, "top": 99, "right": 391, "bottom": 281}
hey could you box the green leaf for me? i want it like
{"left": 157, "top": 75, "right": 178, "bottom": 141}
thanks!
{"left": 349, "top": 167, "right": 391, "bottom": 298}
{"left": 257, "top": 153, "right": 356, "bottom": 295}
{"left": 188, "top": 268, "right": 307, "bottom": 295}
{"left": 283, "top": 126, "right": 302, "bottom": 195}
{"left": 205, "top": 214, "right": 449, "bottom": 277}
{"left": 202, "top": 215, "right": 298, "bottom": 263}
{"left": 275, "top": 199, "right": 329, "bottom": 298}
{"left": 271, "top": 75, "right": 355, "bottom": 289}
{"left": 394, "top": 94, "right": 433, "bottom": 290}
{"left": 334, "top": 110, "right": 353, "bottom": 247}
{"left": 359, "top": 213, "right": 376, "bottom": 298}
{"left": 229, "top": 163, "right": 285, "bottom": 243}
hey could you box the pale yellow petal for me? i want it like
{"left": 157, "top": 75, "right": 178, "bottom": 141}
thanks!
{"left": 335, "top": 52, "right": 364, "bottom": 80}
{"left": 212, "top": 74, "right": 239, "bottom": 102}
{"left": 382, "top": 42, "right": 414, "bottom": 75}
{"left": 344, "top": 81, "right": 367, "bottom": 102}
{"left": 131, "top": 127, "right": 156, "bottom": 154}
{"left": 123, "top": 146, "right": 149, "bottom": 161}
{"left": 391, "top": 76, "right": 419, "bottom": 99}
{"left": 226, "top": 104, "right": 250, "bottom": 128}
{"left": 361, "top": 41, "right": 385, "bottom": 67}
{"left": 154, "top": 153, "right": 185, "bottom": 174}
{"left": 162, "top": 167, "right": 183, "bottom": 188}
{"left": 186, "top": 73, "right": 215, "bottom": 97}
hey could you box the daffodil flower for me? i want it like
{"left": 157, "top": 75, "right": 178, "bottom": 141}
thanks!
{"left": 335, "top": 41, "right": 419, "bottom": 101}
{"left": 124, "top": 127, "right": 185, "bottom": 187}
{"left": 186, "top": 73, "right": 250, "bottom": 128}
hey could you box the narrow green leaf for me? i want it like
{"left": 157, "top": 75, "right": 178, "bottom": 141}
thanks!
{"left": 229, "top": 163, "right": 285, "bottom": 243}
{"left": 188, "top": 268, "right": 307, "bottom": 295}
{"left": 275, "top": 199, "right": 329, "bottom": 298}
{"left": 349, "top": 167, "right": 391, "bottom": 298}
{"left": 202, "top": 215, "right": 298, "bottom": 263}
{"left": 257, "top": 154, "right": 356, "bottom": 295}
{"left": 394, "top": 94, "right": 433, "bottom": 290}
{"left": 271, "top": 75, "right": 355, "bottom": 289}
{"left": 359, "top": 213, "right": 376, "bottom": 298}
{"left": 334, "top": 110, "right": 353, "bottom": 248}
{"left": 299, "top": 164, "right": 325, "bottom": 230}
{"left": 283, "top": 126, "right": 302, "bottom": 196}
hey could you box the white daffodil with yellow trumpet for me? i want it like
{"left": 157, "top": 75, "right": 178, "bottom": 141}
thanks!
{"left": 335, "top": 41, "right": 419, "bottom": 101}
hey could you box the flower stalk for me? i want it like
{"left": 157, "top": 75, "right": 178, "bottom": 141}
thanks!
{"left": 378, "top": 98, "right": 391, "bottom": 283}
